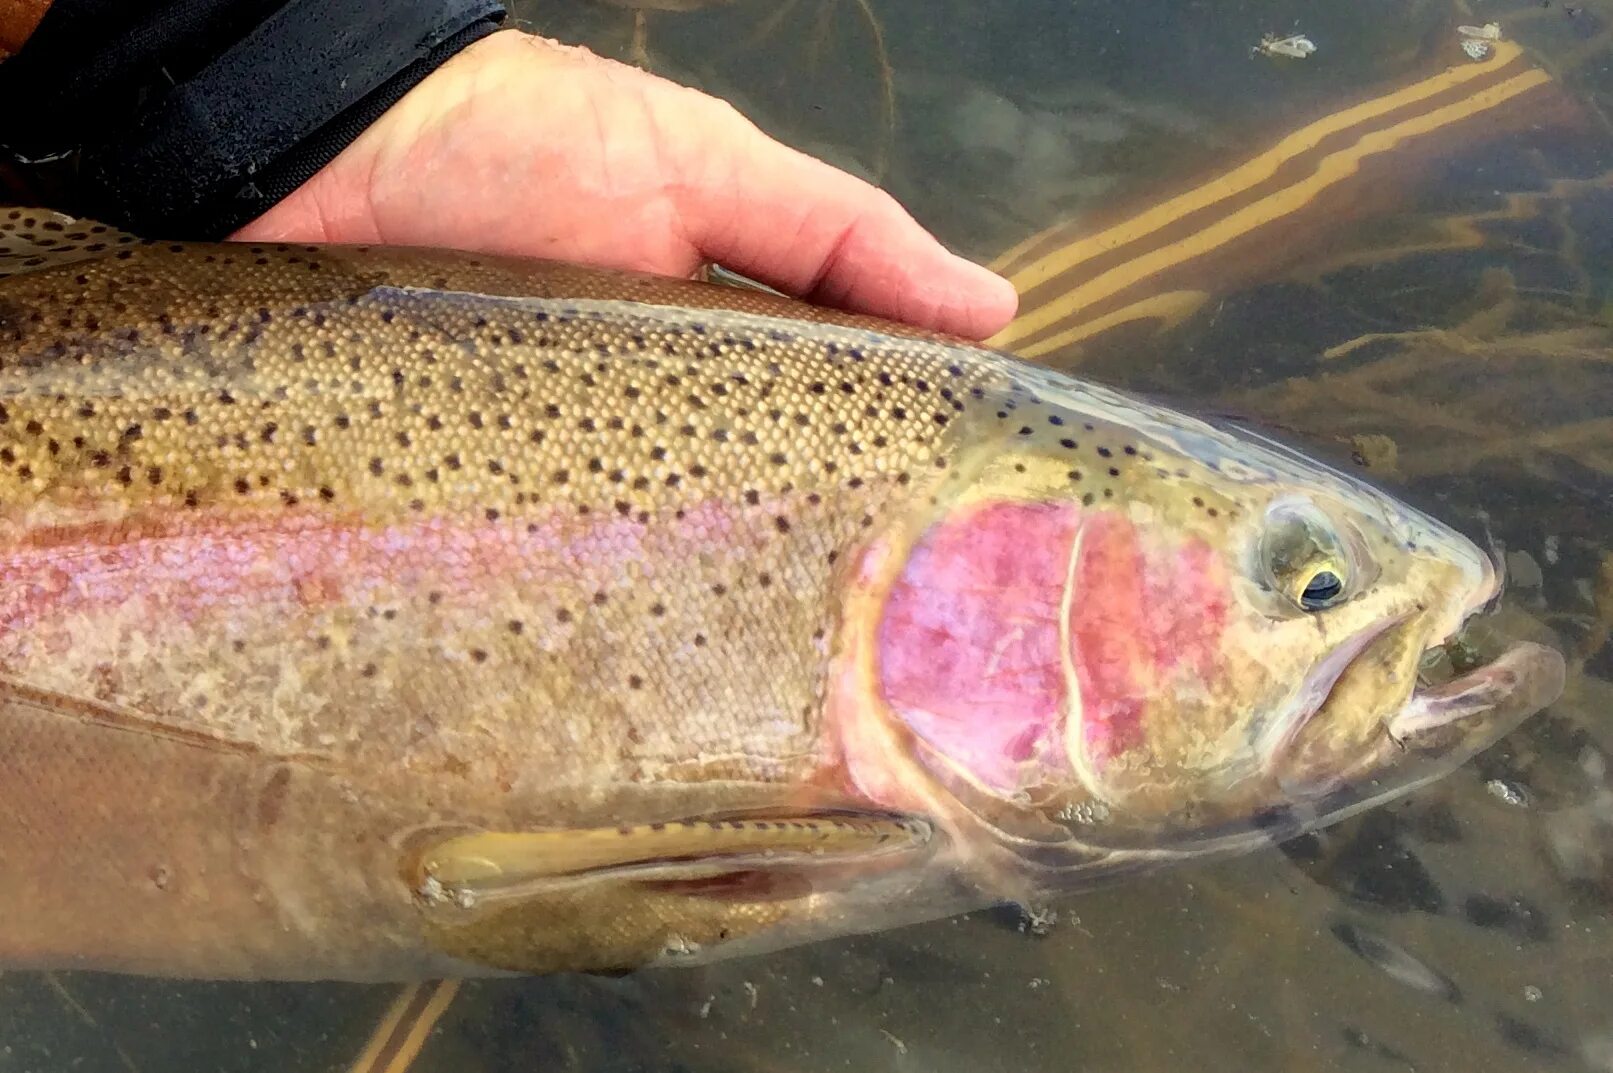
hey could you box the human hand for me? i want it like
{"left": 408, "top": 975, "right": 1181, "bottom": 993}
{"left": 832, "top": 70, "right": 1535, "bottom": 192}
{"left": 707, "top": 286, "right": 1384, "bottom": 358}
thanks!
{"left": 234, "top": 29, "right": 1018, "bottom": 340}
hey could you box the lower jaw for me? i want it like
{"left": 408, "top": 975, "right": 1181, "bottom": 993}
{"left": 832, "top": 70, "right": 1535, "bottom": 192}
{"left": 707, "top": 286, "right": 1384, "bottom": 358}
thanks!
{"left": 1394, "top": 638, "right": 1566, "bottom": 743}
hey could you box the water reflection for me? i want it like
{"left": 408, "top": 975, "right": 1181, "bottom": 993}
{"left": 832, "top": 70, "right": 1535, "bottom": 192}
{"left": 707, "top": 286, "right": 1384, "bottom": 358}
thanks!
{"left": 5, "top": 0, "right": 1612, "bottom": 1070}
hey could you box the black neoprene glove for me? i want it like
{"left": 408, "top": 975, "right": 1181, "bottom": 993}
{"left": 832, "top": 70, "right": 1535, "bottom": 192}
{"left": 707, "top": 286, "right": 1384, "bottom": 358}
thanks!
{"left": 0, "top": 0, "right": 507, "bottom": 237}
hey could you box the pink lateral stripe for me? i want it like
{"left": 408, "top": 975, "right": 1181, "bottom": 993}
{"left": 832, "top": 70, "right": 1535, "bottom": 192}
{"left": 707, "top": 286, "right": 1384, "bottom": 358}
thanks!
{"left": 0, "top": 502, "right": 752, "bottom": 637}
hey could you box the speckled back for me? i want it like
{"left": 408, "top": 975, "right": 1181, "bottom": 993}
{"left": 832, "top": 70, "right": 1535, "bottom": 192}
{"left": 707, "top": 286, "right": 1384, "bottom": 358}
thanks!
{"left": 0, "top": 211, "right": 1018, "bottom": 823}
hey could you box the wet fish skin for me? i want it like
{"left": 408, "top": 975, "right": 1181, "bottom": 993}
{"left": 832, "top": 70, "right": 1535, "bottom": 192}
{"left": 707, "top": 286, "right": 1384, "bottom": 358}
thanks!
{"left": 0, "top": 222, "right": 963, "bottom": 978}
{"left": 0, "top": 209, "right": 1559, "bottom": 980}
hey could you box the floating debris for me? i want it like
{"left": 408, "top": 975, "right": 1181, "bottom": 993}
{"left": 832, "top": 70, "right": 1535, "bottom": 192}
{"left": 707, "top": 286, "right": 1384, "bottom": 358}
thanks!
{"left": 1351, "top": 433, "right": 1400, "bottom": 474}
{"left": 1254, "top": 32, "right": 1317, "bottom": 59}
{"left": 1017, "top": 903, "right": 1060, "bottom": 936}
{"left": 1487, "top": 778, "right": 1532, "bottom": 807}
{"left": 1506, "top": 549, "right": 1545, "bottom": 589}
{"left": 1459, "top": 22, "right": 1502, "bottom": 61}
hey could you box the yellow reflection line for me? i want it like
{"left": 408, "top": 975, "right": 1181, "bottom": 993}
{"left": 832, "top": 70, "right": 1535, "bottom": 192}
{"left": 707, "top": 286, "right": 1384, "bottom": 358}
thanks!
{"left": 994, "top": 65, "right": 1552, "bottom": 351}
{"left": 348, "top": 980, "right": 462, "bottom": 1073}
{"left": 989, "top": 40, "right": 1525, "bottom": 285}
{"left": 1014, "top": 291, "right": 1209, "bottom": 360}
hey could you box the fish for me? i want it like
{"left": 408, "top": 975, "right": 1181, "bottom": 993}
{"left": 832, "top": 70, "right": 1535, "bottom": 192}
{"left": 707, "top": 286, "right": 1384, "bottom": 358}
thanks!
{"left": 0, "top": 207, "right": 1564, "bottom": 981}
{"left": 1330, "top": 921, "right": 1462, "bottom": 1002}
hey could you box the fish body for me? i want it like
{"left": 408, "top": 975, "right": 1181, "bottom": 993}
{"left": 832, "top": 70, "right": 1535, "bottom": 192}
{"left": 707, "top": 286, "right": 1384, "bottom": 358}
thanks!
{"left": 0, "top": 209, "right": 1564, "bottom": 980}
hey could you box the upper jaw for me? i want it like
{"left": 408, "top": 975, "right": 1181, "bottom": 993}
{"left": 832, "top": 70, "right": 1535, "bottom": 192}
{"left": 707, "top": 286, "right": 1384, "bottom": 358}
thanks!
{"left": 1463, "top": 543, "right": 1505, "bottom": 620}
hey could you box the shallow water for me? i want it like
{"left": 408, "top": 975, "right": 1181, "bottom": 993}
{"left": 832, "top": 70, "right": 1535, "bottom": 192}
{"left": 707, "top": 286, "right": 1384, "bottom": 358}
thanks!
{"left": 5, "top": 1, "right": 1613, "bottom": 1070}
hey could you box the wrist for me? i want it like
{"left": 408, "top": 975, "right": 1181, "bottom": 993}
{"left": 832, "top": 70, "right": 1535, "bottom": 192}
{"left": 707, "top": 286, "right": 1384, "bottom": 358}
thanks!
{"left": 0, "top": 0, "right": 508, "bottom": 237}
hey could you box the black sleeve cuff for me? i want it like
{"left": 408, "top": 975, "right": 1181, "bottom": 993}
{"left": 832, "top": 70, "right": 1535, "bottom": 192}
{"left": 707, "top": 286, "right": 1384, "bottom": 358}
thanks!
{"left": 0, "top": 0, "right": 508, "bottom": 239}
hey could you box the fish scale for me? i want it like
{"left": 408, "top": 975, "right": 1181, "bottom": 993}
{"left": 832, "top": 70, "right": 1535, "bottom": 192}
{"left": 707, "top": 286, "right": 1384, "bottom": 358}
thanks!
{"left": 0, "top": 226, "right": 1000, "bottom": 793}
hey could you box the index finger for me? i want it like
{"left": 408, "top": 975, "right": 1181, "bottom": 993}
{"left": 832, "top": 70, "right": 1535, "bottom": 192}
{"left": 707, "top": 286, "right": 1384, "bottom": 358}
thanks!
{"left": 667, "top": 101, "right": 1020, "bottom": 341}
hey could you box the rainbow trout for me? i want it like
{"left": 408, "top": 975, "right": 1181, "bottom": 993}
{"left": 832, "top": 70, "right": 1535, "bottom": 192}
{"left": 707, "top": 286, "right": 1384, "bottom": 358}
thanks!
{"left": 0, "top": 208, "right": 1563, "bottom": 981}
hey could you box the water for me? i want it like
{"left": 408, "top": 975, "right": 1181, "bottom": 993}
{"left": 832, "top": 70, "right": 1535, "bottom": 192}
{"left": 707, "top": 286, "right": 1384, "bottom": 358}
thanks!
{"left": 5, "top": 0, "right": 1613, "bottom": 1069}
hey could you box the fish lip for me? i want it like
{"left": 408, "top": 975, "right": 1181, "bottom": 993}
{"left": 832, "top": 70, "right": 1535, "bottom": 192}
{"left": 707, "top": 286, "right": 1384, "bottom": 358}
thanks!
{"left": 1389, "top": 546, "right": 1531, "bottom": 740}
{"left": 1256, "top": 614, "right": 1407, "bottom": 774}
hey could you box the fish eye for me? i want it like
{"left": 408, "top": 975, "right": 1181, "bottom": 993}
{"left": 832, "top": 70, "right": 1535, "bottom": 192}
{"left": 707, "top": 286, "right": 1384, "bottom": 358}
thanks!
{"left": 1259, "top": 500, "right": 1354, "bottom": 613}
{"left": 1298, "top": 568, "right": 1346, "bottom": 611}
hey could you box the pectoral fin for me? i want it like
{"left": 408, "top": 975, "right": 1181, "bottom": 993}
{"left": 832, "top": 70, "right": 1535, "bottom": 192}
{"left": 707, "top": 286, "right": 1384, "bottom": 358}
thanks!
{"left": 410, "top": 810, "right": 936, "bottom": 975}
{"left": 414, "top": 810, "right": 932, "bottom": 901}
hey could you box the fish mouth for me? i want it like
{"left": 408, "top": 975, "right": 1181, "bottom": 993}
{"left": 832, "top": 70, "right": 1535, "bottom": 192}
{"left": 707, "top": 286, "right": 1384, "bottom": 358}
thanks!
{"left": 1394, "top": 639, "right": 1564, "bottom": 743}
{"left": 1264, "top": 547, "right": 1560, "bottom": 783}
{"left": 1096, "top": 609, "right": 1564, "bottom": 870}
{"left": 1389, "top": 545, "right": 1562, "bottom": 748}
{"left": 1253, "top": 631, "right": 1566, "bottom": 846}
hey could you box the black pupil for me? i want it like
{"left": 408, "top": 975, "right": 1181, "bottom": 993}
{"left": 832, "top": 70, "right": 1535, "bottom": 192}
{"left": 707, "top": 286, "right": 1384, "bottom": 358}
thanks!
{"left": 1301, "top": 570, "right": 1344, "bottom": 609}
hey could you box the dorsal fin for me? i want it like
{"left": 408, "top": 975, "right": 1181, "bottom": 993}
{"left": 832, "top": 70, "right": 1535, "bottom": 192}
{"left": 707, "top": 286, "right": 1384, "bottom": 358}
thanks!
{"left": 0, "top": 205, "right": 141, "bottom": 279}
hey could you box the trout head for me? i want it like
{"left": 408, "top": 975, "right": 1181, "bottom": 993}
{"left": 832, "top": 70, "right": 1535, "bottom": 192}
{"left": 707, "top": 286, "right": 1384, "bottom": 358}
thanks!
{"left": 838, "top": 371, "right": 1565, "bottom": 886}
